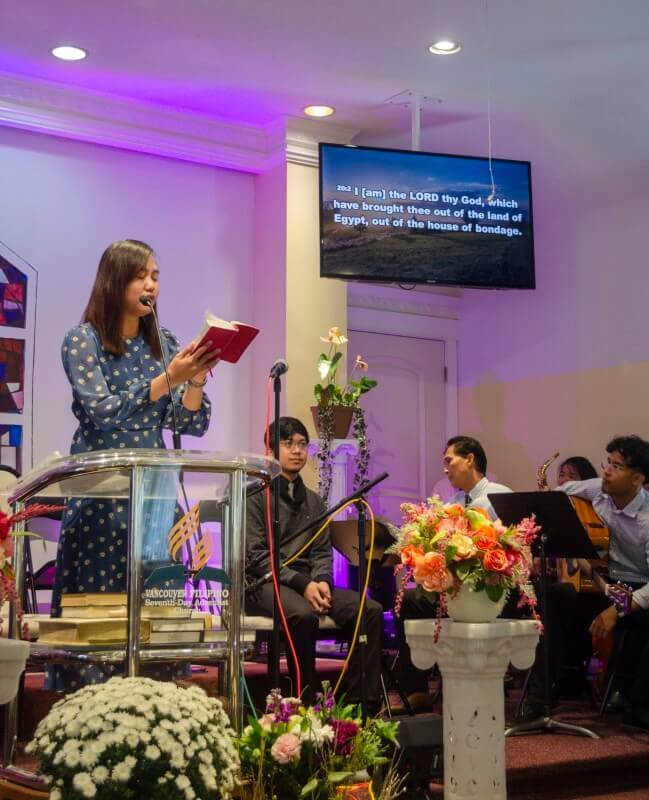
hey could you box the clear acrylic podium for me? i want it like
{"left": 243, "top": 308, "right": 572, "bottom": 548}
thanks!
{"left": 2, "top": 448, "right": 279, "bottom": 773}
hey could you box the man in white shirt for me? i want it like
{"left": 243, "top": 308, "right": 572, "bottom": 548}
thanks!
{"left": 444, "top": 435, "right": 513, "bottom": 520}
{"left": 519, "top": 434, "right": 649, "bottom": 723}
{"left": 394, "top": 436, "right": 512, "bottom": 710}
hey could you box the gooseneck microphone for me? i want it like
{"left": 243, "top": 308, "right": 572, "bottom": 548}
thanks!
{"left": 269, "top": 358, "right": 288, "bottom": 379}
{"left": 139, "top": 295, "right": 181, "bottom": 449}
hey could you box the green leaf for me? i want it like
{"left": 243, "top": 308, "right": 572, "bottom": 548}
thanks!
{"left": 300, "top": 778, "right": 320, "bottom": 796}
{"left": 357, "top": 377, "right": 378, "bottom": 394}
{"left": 485, "top": 583, "right": 504, "bottom": 603}
{"left": 328, "top": 771, "right": 354, "bottom": 784}
{"left": 455, "top": 561, "right": 472, "bottom": 580}
{"left": 445, "top": 545, "right": 458, "bottom": 566}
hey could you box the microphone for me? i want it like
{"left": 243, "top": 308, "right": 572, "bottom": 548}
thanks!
{"left": 269, "top": 359, "right": 288, "bottom": 379}
{"left": 140, "top": 295, "right": 181, "bottom": 449}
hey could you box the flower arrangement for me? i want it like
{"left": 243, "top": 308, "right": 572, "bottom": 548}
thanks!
{"left": 390, "top": 497, "right": 539, "bottom": 632}
{"left": 27, "top": 677, "right": 239, "bottom": 800}
{"left": 1, "top": 503, "right": 62, "bottom": 635}
{"left": 313, "top": 327, "right": 377, "bottom": 502}
{"left": 238, "top": 684, "right": 400, "bottom": 800}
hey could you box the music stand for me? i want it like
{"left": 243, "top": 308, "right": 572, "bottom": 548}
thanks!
{"left": 330, "top": 518, "right": 396, "bottom": 565}
{"left": 489, "top": 491, "right": 601, "bottom": 739}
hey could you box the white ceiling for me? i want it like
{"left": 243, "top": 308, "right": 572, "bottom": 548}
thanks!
{"left": 1, "top": 0, "right": 648, "bottom": 172}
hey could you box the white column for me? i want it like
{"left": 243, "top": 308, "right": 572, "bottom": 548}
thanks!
{"left": 308, "top": 438, "right": 359, "bottom": 586}
{"left": 405, "top": 619, "right": 539, "bottom": 800}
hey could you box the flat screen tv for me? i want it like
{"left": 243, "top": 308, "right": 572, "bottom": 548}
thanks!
{"left": 319, "top": 143, "right": 535, "bottom": 289}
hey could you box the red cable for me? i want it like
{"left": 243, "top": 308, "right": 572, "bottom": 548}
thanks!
{"left": 263, "top": 378, "right": 302, "bottom": 696}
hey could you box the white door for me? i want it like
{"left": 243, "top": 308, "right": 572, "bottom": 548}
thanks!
{"left": 346, "top": 329, "right": 447, "bottom": 526}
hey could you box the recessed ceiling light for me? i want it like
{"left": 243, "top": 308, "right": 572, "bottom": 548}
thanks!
{"left": 429, "top": 40, "right": 462, "bottom": 56}
{"left": 303, "top": 105, "right": 335, "bottom": 118}
{"left": 51, "top": 45, "right": 87, "bottom": 62}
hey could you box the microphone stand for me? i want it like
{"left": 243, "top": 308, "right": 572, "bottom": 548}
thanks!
{"left": 140, "top": 297, "right": 181, "bottom": 449}
{"left": 270, "top": 373, "right": 282, "bottom": 689}
{"left": 246, "top": 472, "right": 389, "bottom": 591}
{"left": 248, "top": 472, "right": 389, "bottom": 721}
{"left": 356, "top": 496, "right": 369, "bottom": 722}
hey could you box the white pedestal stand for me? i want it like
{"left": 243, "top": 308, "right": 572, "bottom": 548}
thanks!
{"left": 405, "top": 619, "right": 539, "bottom": 800}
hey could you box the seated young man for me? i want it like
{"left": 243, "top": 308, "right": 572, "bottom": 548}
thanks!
{"left": 395, "top": 435, "right": 512, "bottom": 709}
{"left": 245, "top": 416, "right": 383, "bottom": 710}
{"left": 519, "top": 434, "right": 649, "bottom": 722}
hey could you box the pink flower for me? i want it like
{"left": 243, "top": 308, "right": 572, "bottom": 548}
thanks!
{"left": 270, "top": 732, "right": 301, "bottom": 764}
{"left": 516, "top": 516, "right": 540, "bottom": 545}
{"left": 258, "top": 714, "right": 274, "bottom": 731}
{"left": 503, "top": 549, "right": 522, "bottom": 576}
{"left": 332, "top": 719, "right": 359, "bottom": 756}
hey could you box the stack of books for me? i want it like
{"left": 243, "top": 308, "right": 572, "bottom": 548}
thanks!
{"left": 37, "top": 593, "right": 212, "bottom": 645}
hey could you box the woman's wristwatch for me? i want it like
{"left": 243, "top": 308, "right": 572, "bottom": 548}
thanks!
{"left": 188, "top": 375, "right": 208, "bottom": 388}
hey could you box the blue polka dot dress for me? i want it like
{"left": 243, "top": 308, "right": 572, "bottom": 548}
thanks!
{"left": 46, "top": 322, "right": 211, "bottom": 689}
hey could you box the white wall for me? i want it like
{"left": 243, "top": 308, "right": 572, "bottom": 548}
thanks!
{"left": 0, "top": 126, "right": 256, "bottom": 465}
{"left": 357, "top": 107, "right": 649, "bottom": 485}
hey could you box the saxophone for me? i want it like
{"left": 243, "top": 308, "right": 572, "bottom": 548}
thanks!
{"left": 537, "top": 452, "right": 560, "bottom": 490}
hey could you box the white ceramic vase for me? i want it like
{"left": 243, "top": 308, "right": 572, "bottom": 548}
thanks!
{"left": 446, "top": 585, "right": 507, "bottom": 623}
{"left": 0, "top": 638, "right": 30, "bottom": 704}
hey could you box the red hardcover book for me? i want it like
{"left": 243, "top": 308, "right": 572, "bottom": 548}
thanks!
{"left": 195, "top": 312, "right": 259, "bottom": 364}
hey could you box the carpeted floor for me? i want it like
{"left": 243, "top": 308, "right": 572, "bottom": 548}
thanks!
{"left": 11, "top": 661, "right": 649, "bottom": 799}
{"left": 421, "top": 695, "right": 649, "bottom": 800}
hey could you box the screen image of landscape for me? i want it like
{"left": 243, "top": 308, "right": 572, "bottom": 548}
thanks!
{"left": 319, "top": 143, "right": 535, "bottom": 289}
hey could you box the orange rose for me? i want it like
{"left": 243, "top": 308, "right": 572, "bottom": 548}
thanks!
{"left": 401, "top": 544, "right": 424, "bottom": 567}
{"left": 483, "top": 547, "right": 509, "bottom": 572}
{"left": 474, "top": 534, "right": 497, "bottom": 552}
{"left": 412, "top": 551, "right": 453, "bottom": 592}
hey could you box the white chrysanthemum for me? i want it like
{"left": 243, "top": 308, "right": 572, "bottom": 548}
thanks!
{"left": 27, "top": 677, "right": 240, "bottom": 798}
{"left": 125, "top": 733, "right": 139, "bottom": 749}
{"left": 50, "top": 790, "right": 62, "bottom": 800}
{"left": 79, "top": 747, "right": 98, "bottom": 768}
{"left": 92, "top": 766, "right": 109, "bottom": 784}
{"left": 199, "top": 762, "right": 217, "bottom": 791}
{"left": 144, "top": 744, "right": 161, "bottom": 760}
{"left": 72, "top": 772, "right": 97, "bottom": 798}
{"left": 111, "top": 762, "right": 132, "bottom": 782}
{"left": 175, "top": 774, "right": 191, "bottom": 790}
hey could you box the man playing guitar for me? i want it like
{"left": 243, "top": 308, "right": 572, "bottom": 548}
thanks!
{"left": 519, "top": 435, "right": 649, "bottom": 722}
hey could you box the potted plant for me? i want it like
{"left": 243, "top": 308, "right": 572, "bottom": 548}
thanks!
{"left": 27, "top": 676, "right": 240, "bottom": 800}
{"left": 312, "top": 327, "right": 377, "bottom": 503}
{"left": 390, "top": 497, "right": 540, "bottom": 636}
{"left": 1, "top": 503, "right": 61, "bottom": 703}
{"left": 237, "top": 684, "right": 402, "bottom": 800}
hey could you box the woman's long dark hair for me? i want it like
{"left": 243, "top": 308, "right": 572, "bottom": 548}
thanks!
{"left": 82, "top": 239, "right": 162, "bottom": 359}
{"left": 560, "top": 456, "right": 598, "bottom": 480}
